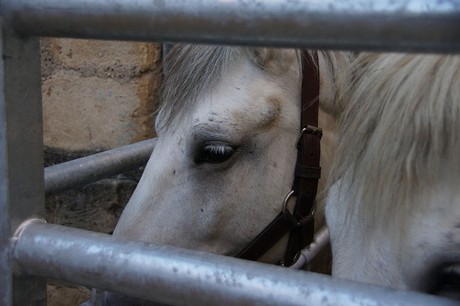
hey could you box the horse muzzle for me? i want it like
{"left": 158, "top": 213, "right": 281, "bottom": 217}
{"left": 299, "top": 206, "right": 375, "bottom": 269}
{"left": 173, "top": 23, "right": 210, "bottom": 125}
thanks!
{"left": 434, "top": 264, "right": 460, "bottom": 300}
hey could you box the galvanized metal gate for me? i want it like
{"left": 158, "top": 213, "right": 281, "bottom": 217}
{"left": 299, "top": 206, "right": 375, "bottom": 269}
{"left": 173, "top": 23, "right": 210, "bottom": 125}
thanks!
{"left": 1, "top": 1, "right": 460, "bottom": 305}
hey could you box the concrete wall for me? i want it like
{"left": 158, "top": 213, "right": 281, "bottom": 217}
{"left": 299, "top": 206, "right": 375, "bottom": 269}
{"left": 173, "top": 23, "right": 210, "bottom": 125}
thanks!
{"left": 41, "top": 38, "right": 163, "bottom": 305}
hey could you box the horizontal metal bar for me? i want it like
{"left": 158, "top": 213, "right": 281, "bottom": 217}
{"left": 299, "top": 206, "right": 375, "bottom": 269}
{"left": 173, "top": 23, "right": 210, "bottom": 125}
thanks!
{"left": 44, "top": 138, "right": 156, "bottom": 195}
{"left": 2, "top": 0, "right": 460, "bottom": 53}
{"left": 13, "top": 220, "right": 458, "bottom": 306}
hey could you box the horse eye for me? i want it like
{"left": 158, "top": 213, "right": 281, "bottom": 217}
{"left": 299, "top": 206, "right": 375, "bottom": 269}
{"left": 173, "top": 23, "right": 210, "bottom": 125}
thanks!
{"left": 195, "top": 143, "right": 235, "bottom": 164}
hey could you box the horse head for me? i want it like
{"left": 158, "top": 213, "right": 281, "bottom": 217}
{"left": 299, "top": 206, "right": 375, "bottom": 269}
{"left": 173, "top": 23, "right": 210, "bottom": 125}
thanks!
{"left": 87, "top": 45, "right": 351, "bottom": 305}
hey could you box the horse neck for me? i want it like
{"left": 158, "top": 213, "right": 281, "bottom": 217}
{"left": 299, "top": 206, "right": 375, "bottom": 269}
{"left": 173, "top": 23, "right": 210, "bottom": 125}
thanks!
{"left": 330, "top": 53, "right": 460, "bottom": 229}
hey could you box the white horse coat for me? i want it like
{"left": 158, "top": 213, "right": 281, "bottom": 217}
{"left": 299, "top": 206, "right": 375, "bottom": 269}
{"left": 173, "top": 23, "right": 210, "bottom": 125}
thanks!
{"left": 326, "top": 53, "right": 460, "bottom": 298}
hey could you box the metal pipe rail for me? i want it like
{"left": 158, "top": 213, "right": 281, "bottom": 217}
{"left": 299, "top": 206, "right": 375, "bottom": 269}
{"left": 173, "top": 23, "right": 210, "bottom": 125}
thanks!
{"left": 45, "top": 138, "right": 156, "bottom": 195}
{"left": 290, "top": 227, "right": 330, "bottom": 270}
{"left": 2, "top": 1, "right": 460, "bottom": 305}
{"left": 13, "top": 219, "right": 458, "bottom": 306}
{"left": 2, "top": 0, "right": 460, "bottom": 53}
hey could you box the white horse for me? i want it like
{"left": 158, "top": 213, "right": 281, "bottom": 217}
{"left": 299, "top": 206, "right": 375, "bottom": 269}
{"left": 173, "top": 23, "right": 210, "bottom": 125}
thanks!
{"left": 88, "top": 45, "right": 352, "bottom": 305}
{"left": 326, "top": 53, "right": 460, "bottom": 298}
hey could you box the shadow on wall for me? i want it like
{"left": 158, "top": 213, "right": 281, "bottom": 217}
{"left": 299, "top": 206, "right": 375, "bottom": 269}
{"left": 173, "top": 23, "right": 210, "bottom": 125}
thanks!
{"left": 45, "top": 148, "right": 145, "bottom": 305}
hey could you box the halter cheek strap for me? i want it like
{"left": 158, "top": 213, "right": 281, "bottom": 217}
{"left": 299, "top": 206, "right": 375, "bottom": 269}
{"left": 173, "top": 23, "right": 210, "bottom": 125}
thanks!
{"left": 236, "top": 51, "right": 321, "bottom": 267}
{"left": 283, "top": 51, "right": 321, "bottom": 266}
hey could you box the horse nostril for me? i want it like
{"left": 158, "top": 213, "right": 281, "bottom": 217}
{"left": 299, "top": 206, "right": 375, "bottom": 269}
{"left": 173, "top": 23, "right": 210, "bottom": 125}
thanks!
{"left": 433, "top": 264, "right": 460, "bottom": 300}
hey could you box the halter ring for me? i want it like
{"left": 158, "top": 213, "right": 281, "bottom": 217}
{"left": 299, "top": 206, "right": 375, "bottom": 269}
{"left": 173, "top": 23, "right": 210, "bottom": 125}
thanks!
{"left": 282, "top": 190, "right": 295, "bottom": 212}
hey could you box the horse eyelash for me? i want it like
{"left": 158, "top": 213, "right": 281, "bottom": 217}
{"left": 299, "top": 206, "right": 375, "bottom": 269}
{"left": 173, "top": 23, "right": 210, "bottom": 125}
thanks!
{"left": 203, "top": 143, "right": 234, "bottom": 155}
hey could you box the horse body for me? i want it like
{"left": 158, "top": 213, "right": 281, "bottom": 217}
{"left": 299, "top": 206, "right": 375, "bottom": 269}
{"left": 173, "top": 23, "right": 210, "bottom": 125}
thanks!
{"left": 326, "top": 53, "right": 460, "bottom": 297}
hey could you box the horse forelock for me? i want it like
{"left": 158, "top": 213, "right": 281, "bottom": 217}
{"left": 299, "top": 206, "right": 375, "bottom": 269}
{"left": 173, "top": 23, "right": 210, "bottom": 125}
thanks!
{"left": 155, "top": 44, "right": 240, "bottom": 132}
{"left": 156, "top": 46, "right": 352, "bottom": 133}
{"left": 332, "top": 53, "right": 460, "bottom": 230}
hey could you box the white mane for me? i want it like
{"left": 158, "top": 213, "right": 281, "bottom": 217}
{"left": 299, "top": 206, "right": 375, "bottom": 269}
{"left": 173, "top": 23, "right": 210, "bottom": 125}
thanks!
{"left": 331, "top": 53, "right": 460, "bottom": 231}
{"left": 157, "top": 45, "right": 240, "bottom": 132}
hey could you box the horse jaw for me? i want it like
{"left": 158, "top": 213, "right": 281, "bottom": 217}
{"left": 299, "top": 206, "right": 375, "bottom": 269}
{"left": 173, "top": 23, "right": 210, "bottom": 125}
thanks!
{"left": 325, "top": 177, "right": 407, "bottom": 288}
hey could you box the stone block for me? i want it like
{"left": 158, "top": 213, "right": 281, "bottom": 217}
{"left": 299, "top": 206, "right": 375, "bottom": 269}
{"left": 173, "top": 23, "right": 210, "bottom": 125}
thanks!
{"left": 43, "top": 72, "right": 157, "bottom": 150}
{"left": 41, "top": 38, "right": 160, "bottom": 81}
{"left": 41, "top": 38, "right": 162, "bottom": 151}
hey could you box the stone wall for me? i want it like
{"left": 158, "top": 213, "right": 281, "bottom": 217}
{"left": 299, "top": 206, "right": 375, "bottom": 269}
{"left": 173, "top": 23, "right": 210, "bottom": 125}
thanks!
{"left": 41, "top": 38, "right": 161, "bottom": 151}
{"left": 41, "top": 38, "right": 163, "bottom": 305}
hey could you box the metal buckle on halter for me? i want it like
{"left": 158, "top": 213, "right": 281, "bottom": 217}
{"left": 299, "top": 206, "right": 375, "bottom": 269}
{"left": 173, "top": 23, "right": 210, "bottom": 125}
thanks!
{"left": 296, "top": 125, "right": 323, "bottom": 144}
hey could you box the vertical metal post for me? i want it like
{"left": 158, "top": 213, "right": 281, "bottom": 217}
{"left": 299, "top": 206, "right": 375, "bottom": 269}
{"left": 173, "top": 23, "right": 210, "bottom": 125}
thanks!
{"left": 0, "top": 22, "right": 46, "bottom": 306}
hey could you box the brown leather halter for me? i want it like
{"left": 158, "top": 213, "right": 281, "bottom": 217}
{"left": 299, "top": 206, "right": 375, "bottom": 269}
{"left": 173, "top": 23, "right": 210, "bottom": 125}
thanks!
{"left": 236, "top": 51, "right": 321, "bottom": 267}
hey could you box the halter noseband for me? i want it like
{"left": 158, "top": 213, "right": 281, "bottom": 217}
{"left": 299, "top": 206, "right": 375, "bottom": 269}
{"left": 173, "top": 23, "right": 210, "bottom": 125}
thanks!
{"left": 236, "top": 51, "right": 321, "bottom": 267}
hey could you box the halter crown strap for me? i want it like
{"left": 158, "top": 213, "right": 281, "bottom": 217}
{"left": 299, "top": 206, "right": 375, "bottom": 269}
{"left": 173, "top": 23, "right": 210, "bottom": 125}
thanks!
{"left": 282, "top": 51, "right": 321, "bottom": 266}
{"left": 236, "top": 51, "right": 321, "bottom": 266}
